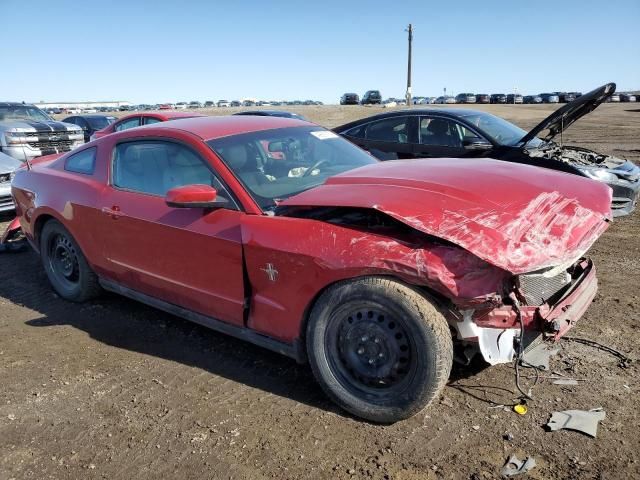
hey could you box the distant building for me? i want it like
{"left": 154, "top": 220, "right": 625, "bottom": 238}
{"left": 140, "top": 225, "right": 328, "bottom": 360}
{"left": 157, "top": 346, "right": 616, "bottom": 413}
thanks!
{"left": 34, "top": 101, "right": 132, "bottom": 109}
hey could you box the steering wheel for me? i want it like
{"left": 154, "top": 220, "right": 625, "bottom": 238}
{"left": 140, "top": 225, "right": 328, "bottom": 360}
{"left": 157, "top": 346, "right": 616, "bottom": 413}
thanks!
{"left": 302, "top": 159, "right": 328, "bottom": 177}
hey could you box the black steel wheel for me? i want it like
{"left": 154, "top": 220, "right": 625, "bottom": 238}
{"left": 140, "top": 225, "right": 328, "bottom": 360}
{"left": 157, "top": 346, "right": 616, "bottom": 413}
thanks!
{"left": 48, "top": 233, "right": 80, "bottom": 290}
{"left": 328, "top": 304, "right": 415, "bottom": 395}
{"left": 40, "top": 220, "right": 101, "bottom": 302}
{"left": 307, "top": 277, "right": 453, "bottom": 423}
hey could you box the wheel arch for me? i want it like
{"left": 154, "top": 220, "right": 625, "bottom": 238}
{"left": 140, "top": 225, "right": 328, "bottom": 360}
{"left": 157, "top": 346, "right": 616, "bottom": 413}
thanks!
{"left": 32, "top": 212, "right": 60, "bottom": 253}
{"left": 296, "top": 273, "right": 450, "bottom": 361}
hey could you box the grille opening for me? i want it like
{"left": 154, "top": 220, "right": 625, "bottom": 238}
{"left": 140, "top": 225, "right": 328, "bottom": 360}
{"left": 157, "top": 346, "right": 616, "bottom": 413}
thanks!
{"left": 27, "top": 140, "right": 73, "bottom": 149}
{"left": 516, "top": 267, "right": 573, "bottom": 306}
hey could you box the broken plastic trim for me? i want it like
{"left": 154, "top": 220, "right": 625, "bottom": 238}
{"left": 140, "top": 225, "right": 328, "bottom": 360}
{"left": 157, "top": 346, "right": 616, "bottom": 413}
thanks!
{"left": 546, "top": 408, "right": 606, "bottom": 437}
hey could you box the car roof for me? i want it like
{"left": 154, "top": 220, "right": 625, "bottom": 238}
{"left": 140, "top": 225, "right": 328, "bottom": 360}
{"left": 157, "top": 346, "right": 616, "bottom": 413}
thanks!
{"left": 66, "top": 114, "right": 114, "bottom": 118}
{"left": 0, "top": 102, "right": 36, "bottom": 107}
{"left": 141, "top": 115, "right": 312, "bottom": 140}
{"left": 150, "top": 111, "right": 206, "bottom": 119}
{"left": 233, "top": 110, "right": 302, "bottom": 117}
{"left": 116, "top": 111, "right": 205, "bottom": 122}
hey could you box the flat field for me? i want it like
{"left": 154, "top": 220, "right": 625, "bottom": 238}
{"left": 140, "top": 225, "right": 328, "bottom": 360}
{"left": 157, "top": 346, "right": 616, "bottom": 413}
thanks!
{"left": 1, "top": 103, "right": 639, "bottom": 479}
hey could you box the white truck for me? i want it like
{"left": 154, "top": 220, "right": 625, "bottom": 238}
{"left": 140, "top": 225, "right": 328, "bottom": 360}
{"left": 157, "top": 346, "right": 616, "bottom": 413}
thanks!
{"left": 0, "top": 102, "right": 84, "bottom": 162}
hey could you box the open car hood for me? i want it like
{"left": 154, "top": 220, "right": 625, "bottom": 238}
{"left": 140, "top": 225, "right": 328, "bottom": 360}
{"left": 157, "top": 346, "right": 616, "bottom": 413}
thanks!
{"left": 519, "top": 83, "right": 616, "bottom": 145}
{"left": 280, "top": 159, "right": 612, "bottom": 274}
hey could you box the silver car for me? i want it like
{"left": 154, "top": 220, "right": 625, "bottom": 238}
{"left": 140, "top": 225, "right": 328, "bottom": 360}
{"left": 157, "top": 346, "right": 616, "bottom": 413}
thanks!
{"left": 0, "top": 151, "right": 21, "bottom": 212}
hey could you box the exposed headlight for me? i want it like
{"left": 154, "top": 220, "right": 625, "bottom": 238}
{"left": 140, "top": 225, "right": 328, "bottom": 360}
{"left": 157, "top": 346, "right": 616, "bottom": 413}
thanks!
{"left": 4, "top": 132, "right": 28, "bottom": 145}
{"left": 580, "top": 167, "right": 618, "bottom": 182}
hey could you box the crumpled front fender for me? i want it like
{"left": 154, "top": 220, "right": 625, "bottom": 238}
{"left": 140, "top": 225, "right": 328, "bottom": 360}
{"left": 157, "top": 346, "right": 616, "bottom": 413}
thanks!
{"left": 0, "top": 217, "right": 22, "bottom": 244}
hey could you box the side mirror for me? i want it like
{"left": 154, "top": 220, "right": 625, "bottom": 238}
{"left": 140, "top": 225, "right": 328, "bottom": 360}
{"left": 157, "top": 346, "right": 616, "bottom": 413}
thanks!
{"left": 463, "top": 139, "right": 492, "bottom": 150}
{"left": 165, "top": 184, "right": 226, "bottom": 209}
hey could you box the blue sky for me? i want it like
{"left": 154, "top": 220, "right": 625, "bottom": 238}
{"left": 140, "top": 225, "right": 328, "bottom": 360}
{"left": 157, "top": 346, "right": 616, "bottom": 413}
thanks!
{"left": 2, "top": 0, "right": 638, "bottom": 104}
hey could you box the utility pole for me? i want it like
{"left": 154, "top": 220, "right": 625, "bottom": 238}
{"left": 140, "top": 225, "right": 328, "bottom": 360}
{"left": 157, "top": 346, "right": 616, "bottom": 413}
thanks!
{"left": 405, "top": 24, "right": 413, "bottom": 106}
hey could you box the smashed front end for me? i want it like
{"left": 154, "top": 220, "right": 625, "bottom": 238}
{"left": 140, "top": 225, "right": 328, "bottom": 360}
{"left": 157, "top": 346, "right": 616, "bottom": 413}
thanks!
{"left": 449, "top": 257, "right": 597, "bottom": 365}
{"left": 278, "top": 157, "right": 613, "bottom": 365}
{"left": 529, "top": 145, "right": 640, "bottom": 216}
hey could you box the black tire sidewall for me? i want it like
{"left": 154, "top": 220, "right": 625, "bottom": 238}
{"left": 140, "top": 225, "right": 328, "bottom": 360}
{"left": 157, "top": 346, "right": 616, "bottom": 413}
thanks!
{"left": 40, "top": 220, "right": 95, "bottom": 302}
{"left": 307, "top": 277, "right": 451, "bottom": 423}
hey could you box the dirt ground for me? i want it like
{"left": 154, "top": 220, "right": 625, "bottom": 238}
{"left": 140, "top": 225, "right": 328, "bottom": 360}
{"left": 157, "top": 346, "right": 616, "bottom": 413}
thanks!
{"left": 1, "top": 104, "right": 639, "bottom": 480}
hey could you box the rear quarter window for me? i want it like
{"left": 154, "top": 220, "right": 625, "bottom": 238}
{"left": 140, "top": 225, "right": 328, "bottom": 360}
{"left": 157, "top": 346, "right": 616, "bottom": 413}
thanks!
{"left": 343, "top": 125, "right": 366, "bottom": 139}
{"left": 65, "top": 147, "right": 96, "bottom": 175}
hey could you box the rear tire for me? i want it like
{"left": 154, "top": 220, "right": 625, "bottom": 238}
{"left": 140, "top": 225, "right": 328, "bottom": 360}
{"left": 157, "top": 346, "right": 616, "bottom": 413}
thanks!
{"left": 306, "top": 277, "right": 453, "bottom": 423}
{"left": 40, "top": 220, "right": 101, "bottom": 302}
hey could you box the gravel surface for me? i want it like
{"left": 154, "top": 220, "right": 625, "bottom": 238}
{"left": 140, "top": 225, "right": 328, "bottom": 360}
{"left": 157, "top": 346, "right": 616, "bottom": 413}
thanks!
{"left": 1, "top": 103, "right": 638, "bottom": 479}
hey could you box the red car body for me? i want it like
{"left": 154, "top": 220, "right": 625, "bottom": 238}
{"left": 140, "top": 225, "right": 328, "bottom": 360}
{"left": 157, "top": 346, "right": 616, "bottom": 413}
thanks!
{"left": 10, "top": 116, "right": 612, "bottom": 420}
{"left": 91, "top": 111, "right": 205, "bottom": 140}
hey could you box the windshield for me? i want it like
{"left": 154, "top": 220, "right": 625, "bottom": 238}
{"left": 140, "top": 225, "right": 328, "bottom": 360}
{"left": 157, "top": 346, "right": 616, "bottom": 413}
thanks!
{"left": 459, "top": 111, "right": 543, "bottom": 147}
{"left": 86, "top": 116, "right": 115, "bottom": 129}
{"left": 0, "top": 105, "right": 53, "bottom": 122}
{"left": 208, "top": 126, "right": 377, "bottom": 210}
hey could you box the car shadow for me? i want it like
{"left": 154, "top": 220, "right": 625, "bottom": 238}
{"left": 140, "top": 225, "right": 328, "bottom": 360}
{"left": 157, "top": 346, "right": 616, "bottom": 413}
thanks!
{"left": 1, "top": 249, "right": 485, "bottom": 418}
{"left": 1, "top": 249, "right": 345, "bottom": 415}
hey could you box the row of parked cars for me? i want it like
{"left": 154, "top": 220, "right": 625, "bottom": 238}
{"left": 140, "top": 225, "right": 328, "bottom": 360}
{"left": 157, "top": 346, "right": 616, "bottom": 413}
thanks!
{"left": 343, "top": 91, "right": 639, "bottom": 106}
{"left": 425, "top": 92, "right": 566, "bottom": 104}
{"left": 3, "top": 82, "right": 638, "bottom": 424}
{"left": 42, "top": 99, "right": 326, "bottom": 116}
{"left": 433, "top": 91, "right": 637, "bottom": 104}
{"left": 166, "top": 100, "right": 324, "bottom": 109}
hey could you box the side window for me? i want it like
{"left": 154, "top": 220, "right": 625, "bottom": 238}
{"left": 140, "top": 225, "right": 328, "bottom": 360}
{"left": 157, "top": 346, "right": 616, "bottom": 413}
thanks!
{"left": 114, "top": 117, "right": 141, "bottom": 132}
{"left": 75, "top": 117, "right": 89, "bottom": 130}
{"left": 454, "top": 122, "right": 481, "bottom": 143}
{"left": 365, "top": 117, "right": 410, "bottom": 143}
{"left": 112, "top": 141, "right": 228, "bottom": 198}
{"left": 343, "top": 125, "right": 366, "bottom": 139}
{"left": 144, "top": 117, "right": 162, "bottom": 125}
{"left": 65, "top": 147, "right": 96, "bottom": 175}
{"left": 419, "top": 117, "right": 463, "bottom": 147}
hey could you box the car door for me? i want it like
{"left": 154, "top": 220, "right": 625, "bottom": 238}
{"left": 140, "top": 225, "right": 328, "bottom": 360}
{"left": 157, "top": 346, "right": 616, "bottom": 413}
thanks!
{"left": 343, "top": 116, "right": 417, "bottom": 160}
{"left": 413, "top": 116, "right": 490, "bottom": 159}
{"left": 99, "top": 138, "right": 246, "bottom": 327}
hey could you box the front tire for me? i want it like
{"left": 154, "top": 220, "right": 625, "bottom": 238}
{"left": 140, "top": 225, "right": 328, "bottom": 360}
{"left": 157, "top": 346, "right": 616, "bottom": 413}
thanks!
{"left": 306, "top": 277, "right": 453, "bottom": 423}
{"left": 40, "top": 220, "right": 101, "bottom": 302}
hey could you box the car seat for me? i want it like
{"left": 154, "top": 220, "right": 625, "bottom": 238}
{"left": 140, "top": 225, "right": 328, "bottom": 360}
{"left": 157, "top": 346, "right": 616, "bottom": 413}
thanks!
{"left": 223, "top": 144, "right": 270, "bottom": 190}
{"left": 424, "top": 119, "right": 456, "bottom": 147}
{"left": 163, "top": 146, "right": 213, "bottom": 191}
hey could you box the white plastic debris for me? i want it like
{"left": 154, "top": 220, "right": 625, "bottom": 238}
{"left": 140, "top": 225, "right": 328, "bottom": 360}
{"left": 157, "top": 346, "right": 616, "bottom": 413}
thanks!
{"left": 501, "top": 454, "right": 536, "bottom": 477}
{"left": 546, "top": 408, "right": 606, "bottom": 437}
{"left": 552, "top": 379, "right": 579, "bottom": 385}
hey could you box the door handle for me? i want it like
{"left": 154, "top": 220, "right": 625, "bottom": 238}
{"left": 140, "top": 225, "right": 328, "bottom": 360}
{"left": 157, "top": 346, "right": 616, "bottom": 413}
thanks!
{"left": 102, "top": 205, "right": 123, "bottom": 219}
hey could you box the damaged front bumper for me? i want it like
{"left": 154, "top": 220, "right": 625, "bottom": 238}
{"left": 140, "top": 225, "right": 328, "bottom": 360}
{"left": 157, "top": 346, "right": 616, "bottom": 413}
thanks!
{"left": 453, "top": 258, "right": 597, "bottom": 364}
{"left": 0, "top": 217, "right": 26, "bottom": 253}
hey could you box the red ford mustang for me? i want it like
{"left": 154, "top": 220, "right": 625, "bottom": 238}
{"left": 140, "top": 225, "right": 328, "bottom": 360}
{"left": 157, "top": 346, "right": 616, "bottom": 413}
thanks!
{"left": 11, "top": 116, "right": 611, "bottom": 422}
{"left": 90, "top": 111, "right": 205, "bottom": 141}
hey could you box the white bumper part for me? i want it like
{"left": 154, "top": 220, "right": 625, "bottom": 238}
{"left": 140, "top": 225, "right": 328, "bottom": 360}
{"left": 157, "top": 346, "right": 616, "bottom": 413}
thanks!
{"left": 456, "top": 310, "right": 516, "bottom": 365}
